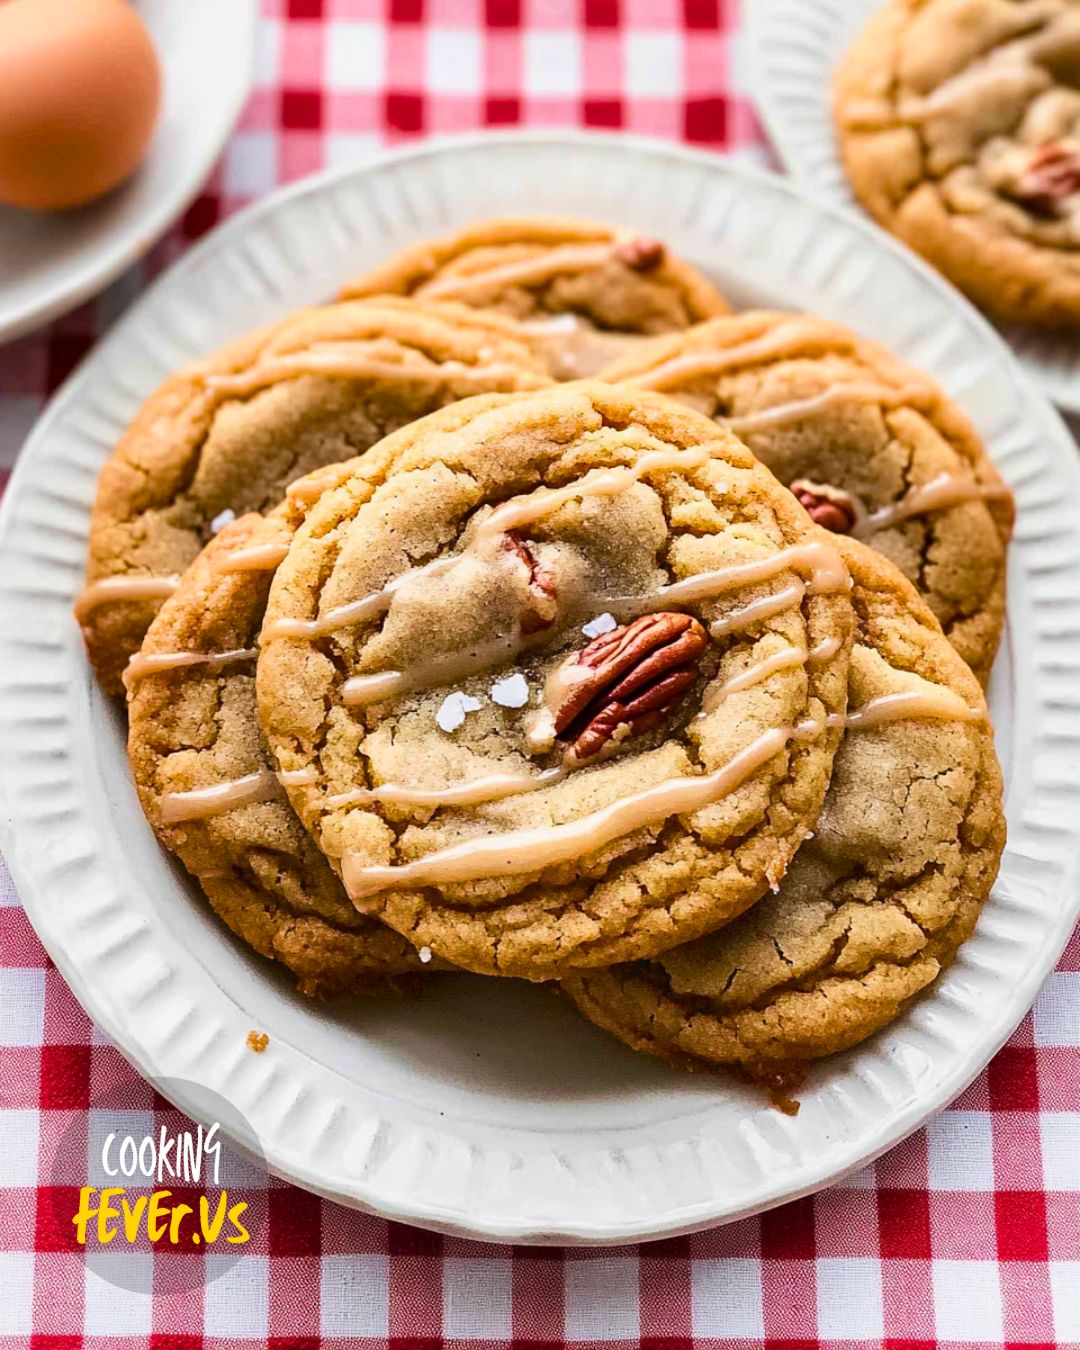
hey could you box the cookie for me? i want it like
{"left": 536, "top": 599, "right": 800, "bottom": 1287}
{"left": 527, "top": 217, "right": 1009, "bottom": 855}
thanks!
{"left": 340, "top": 216, "right": 730, "bottom": 378}
{"left": 562, "top": 535, "right": 1005, "bottom": 1088}
{"left": 256, "top": 380, "right": 854, "bottom": 981}
{"left": 835, "top": 0, "right": 1080, "bottom": 330}
{"left": 76, "top": 296, "right": 551, "bottom": 694}
{"left": 600, "top": 311, "right": 1013, "bottom": 682}
{"left": 126, "top": 483, "right": 431, "bottom": 998}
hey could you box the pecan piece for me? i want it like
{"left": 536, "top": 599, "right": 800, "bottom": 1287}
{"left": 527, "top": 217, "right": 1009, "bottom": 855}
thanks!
{"left": 502, "top": 532, "right": 558, "bottom": 633}
{"left": 1012, "top": 142, "right": 1080, "bottom": 215}
{"left": 613, "top": 236, "right": 666, "bottom": 272}
{"left": 551, "top": 611, "right": 707, "bottom": 761}
{"left": 790, "top": 479, "right": 859, "bottom": 535}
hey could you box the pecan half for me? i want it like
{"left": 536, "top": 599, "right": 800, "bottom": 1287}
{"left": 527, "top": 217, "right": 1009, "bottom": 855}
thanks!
{"left": 503, "top": 532, "right": 558, "bottom": 633}
{"left": 551, "top": 612, "right": 707, "bottom": 761}
{"left": 790, "top": 479, "right": 859, "bottom": 535}
{"left": 613, "top": 236, "right": 666, "bottom": 272}
{"left": 1012, "top": 143, "right": 1080, "bottom": 215}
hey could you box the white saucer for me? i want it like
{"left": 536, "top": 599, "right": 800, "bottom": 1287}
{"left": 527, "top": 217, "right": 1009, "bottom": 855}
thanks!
{"left": 0, "top": 0, "right": 258, "bottom": 343}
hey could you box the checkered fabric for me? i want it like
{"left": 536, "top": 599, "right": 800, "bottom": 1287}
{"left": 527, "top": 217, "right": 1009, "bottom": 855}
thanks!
{"left": 0, "top": 0, "right": 1078, "bottom": 1343}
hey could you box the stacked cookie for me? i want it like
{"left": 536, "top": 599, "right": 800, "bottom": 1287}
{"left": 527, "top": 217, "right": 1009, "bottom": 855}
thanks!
{"left": 835, "top": 0, "right": 1080, "bottom": 332}
{"left": 76, "top": 217, "right": 1010, "bottom": 1098}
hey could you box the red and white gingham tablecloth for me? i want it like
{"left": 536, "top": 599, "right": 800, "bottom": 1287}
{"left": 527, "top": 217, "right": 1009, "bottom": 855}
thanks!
{"left": 0, "top": 1, "right": 1078, "bottom": 1343}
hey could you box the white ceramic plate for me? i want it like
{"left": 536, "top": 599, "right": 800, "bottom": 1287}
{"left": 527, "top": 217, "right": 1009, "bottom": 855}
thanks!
{"left": 0, "top": 0, "right": 258, "bottom": 343}
{"left": 746, "top": 0, "right": 1080, "bottom": 414}
{"left": 2, "top": 132, "right": 1079, "bottom": 1245}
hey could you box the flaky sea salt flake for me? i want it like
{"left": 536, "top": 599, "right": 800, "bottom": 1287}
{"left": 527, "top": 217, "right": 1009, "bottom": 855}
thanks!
{"left": 491, "top": 673, "right": 529, "bottom": 708}
{"left": 436, "top": 691, "right": 482, "bottom": 733}
{"left": 582, "top": 612, "right": 617, "bottom": 639}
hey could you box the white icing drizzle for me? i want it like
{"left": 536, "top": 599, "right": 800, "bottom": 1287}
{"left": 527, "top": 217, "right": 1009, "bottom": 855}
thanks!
{"left": 160, "top": 764, "right": 325, "bottom": 822}
{"left": 202, "top": 347, "right": 527, "bottom": 400}
{"left": 122, "top": 646, "right": 258, "bottom": 692}
{"left": 697, "top": 636, "right": 980, "bottom": 726}
{"left": 74, "top": 574, "right": 181, "bottom": 622}
{"left": 475, "top": 447, "right": 709, "bottom": 537}
{"left": 790, "top": 687, "right": 985, "bottom": 740}
{"left": 262, "top": 448, "right": 711, "bottom": 643}
{"left": 262, "top": 554, "right": 461, "bottom": 642}
{"left": 342, "top": 723, "right": 799, "bottom": 901}
{"left": 844, "top": 687, "right": 986, "bottom": 729}
{"left": 701, "top": 645, "right": 808, "bottom": 711}
{"left": 277, "top": 766, "right": 320, "bottom": 787}
{"left": 340, "top": 542, "right": 846, "bottom": 710}
{"left": 707, "top": 582, "right": 807, "bottom": 638}
{"left": 809, "top": 634, "right": 843, "bottom": 665}
{"left": 343, "top": 635, "right": 542, "bottom": 708}
{"left": 417, "top": 242, "right": 621, "bottom": 301}
{"left": 794, "top": 715, "right": 832, "bottom": 741}
{"left": 159, "top": 769, "right": 284, "bottom": 824}
{"left": 341, "top": 669, "right": 415, "bottom": 709}
{"left": 542, "top": 654, "right": 597, "bottom": 720}
{"left": 286, "top": 462, "right": 358, "bottom": 506}
{"left": 627, "top": 321, "right": 833, "bottom": 390}
{"left": 210, "top": 539, "right": 291, "bottom": 574}
{"left": 856, "top": 473, "right": 1012, "bottom": 536}
{"left": 695, "top": 632, "right": 845, "bottom": 720}
{"left": 327, "top": 767, "right": 567, "bottom": 811}
{"left": 276, "top": 609, "right": 978, "bottom": 879}
{"left": 717, "top": 381, "right": 932, "bottom": 434}
{"left": 625, "top": 337, "right": 1010, "bottom": 539}
{"left": 277, "top": 677, "right": 983, "bottom": 842}
{"left": 619, "top": 539, "right": 848, "bottom": 611}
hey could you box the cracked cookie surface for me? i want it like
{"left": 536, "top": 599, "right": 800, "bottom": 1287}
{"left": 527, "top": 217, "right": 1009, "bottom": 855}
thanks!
{"left": 79, "top": 296, "right": 551, "bottom": 693}
{"left": 834, "top": 0, "right": 1080, "bottom": 329}
{"left": 256, "top": 380, "right": 854, "bottom": 981}
{"left": 562, "top": 535, "right": 1005, "bottom": 1082}
{"left": 600, "top": 311, "right": 1013, "bottom": 683}
{"left": 340, "top": 216, "right": 730, "bottom": 378}
{"left": 127, "top": 475, "right": 431, "bottom": 998}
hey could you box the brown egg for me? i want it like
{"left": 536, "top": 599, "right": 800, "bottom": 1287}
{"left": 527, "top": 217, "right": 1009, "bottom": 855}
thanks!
{"left": 0, "top": 0, "right": 161, "bottom": 211}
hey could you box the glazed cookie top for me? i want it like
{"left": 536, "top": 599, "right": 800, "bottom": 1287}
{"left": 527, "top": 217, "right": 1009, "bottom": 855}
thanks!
{"left": 127, "top": 483, "right": 429, "bottom": 998}
{"left": 256, "top": 380, "right": 854, "bottom": 981}
{"left": 600, "top": 311, "right": 1014, "bottom": 682}
{"left": 340, "top": 216, "right": 730, "bottom": 378}
{"left": 834, "top": 0, "right": 1080, "bottom": 330}
{"left": 562, "top": 536, "right": 1005, "bottom": 1082}
{"left": 77, "top": 296, "right": 551, "bottom": 693}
